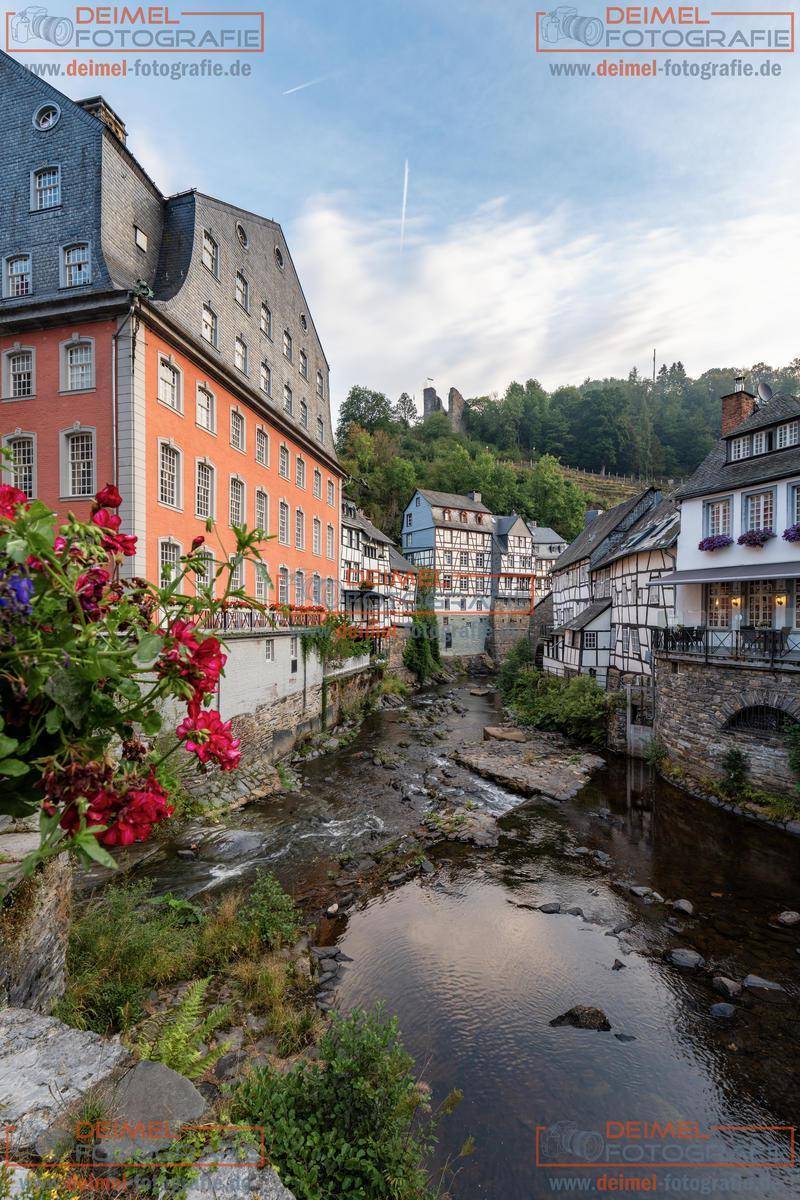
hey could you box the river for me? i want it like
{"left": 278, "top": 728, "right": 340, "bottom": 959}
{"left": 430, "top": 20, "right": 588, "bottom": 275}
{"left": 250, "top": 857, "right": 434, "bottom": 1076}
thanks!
{"left": 112, "top": 680, "right": 800, "bottom": 1199}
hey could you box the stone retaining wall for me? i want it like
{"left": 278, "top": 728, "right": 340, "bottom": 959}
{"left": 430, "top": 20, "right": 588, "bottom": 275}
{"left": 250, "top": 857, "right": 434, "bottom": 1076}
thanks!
{"left": 488, "top": 608, "right": 532, "bottom": 663}
{"left": 653, "top": 654, "right": 800, "bottom": 796}
{"left": 0, "top": 856, "right": 71, "bottom": 1013}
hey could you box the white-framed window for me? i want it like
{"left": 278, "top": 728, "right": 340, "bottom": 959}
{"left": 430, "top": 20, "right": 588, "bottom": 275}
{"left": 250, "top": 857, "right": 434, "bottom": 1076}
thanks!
{"left": 6, "top": 435, "right": 35, "bottom": 497}
{"left": 260, "top": 360, "right": 271, "bottom": 396}
{"left": 300, "top": 400, "right": 308, "bottom": 430}
{"left": 256, "top": 565, "right": 270, "bottom": 603}
{"left": 313, "top": 468, "right": 322, "bottom": 499}
{"left": 5, "top": 255, "right": 31, "bottom": 298}
{"left": 327, "top": 479, "right": 335, "bottom": 506}
{"left": 229, "top": 555, "right": 244, "bottom": 591}
{"left": 279, "top": 500, "right": 290, "bottom": 545}
{"left": 744, "top": 489, "right": 774, "bottom": 531}
{"left": 283, "top": 329, "right": 292, "bottom": 361}
{"left": 791, "top": 483, "right": 800, "bottom": 526}
{"left": 260, "top": 303, "right": 272, "bottom": 337}
{"left": 195, "top": 460, "right": 214, "bottom": 519}
{"left": 300, "top": 349, "right": 308, "bottom": 379}
{"left": 326, "top": 523, "right": 335, "bottom": 559}
{"left": 134, "top": 226, "right": 148, "bottom": 252}
{"left": 32, "top": 165, "right": 60, "bottom": 210}
{"left": 255, "top": 488, "right": 268, "bottom": 533}
{"left": 283, "top": 384, "right": 293, "bottom": 416}
{"left": 295, "top": 508, "right": 305, "bottom": 549}
{"left": 194, "top": 550, "right": 215, "bottom": 594}
{"left": 777, "top": 420, "right": 800, "bottom": 449}
{"left": 630, "top": 628, "right": 640, "bottom": 654}
{"left": 294, "top": 570, "right": 305, "bottom": 605}
{"left": 316, "top": 370, "right": 324, "bottom": 400}
{"left": 707, "top": 581, "right": 733, "bottom": 629}
{"left": 325, "top": 577, "right": 335, "bottom": 609}
{"left": 202, "top": 230, "right": 218, "bottom": 275}
{"left": 752, "top": 430, "right": 767, "bottom": 455}
{"left": 405, "top": 513, "right": 412, "bottom": 527}
{"left": 730, "top": 435, "right": 750, "bottom": 462}
{"left": 61, "top": 339, "right": 94, "bottom": 392}
{"left": 706, "top": 497, "right": 731, "bottom": 537}
{"left": 278, "top": 567, "right": 289, "bottom": 605}
{"left": 196, "top": 384, "right": 215, "bottom": 432}
{"left": 229, "top": 475, "right": 245, "bottom": 525}
{"left": 159, "top": 539, "right": 181, "bottom": 585}
{"left": 295, "top": 456, "right": 306, "bottom": 488}
{"left": 62, "top": 243, "right": 90, "bottom": 288}
{"left": 279, "top": 445, "right": 290, "bottom": 479}
{"left": 256, "top": 427, "right": 269, "bottom": 466}
{"left": 312, "top": 573, "right": 321, "bottom": 604}
{"left": 33, "top": 103, "right": 60, "bottom": 131}
{"left": 7, "top": 350, "right": 34, "bottom": 398}
{"left": 202, "top": 304, "right": 218, "bottom": 346}
{"left": 230, "top": 408, "right": 245, "bottom": 451}
{"left": 316, "top": 416, "right": 324, "bottom": 443}
{"left": 313, "top": 517, "right": 321, "bottom": 555}
{"left": 63, "top": 429, "right": 95, "bottom": 497}
{"left": 584, "top": 631, "right": 598, "bottom": 650}
{"left": 159, "top": 442, "right": 182, "bottom": 508}
{"left": 234, "top": 336, "right": 248, "bottom": 375}
{"left": 235, "top": 271, "right": 249, "bottom": 311}
{"left": 158, "top": 357, "right": 181, "bottom": 412}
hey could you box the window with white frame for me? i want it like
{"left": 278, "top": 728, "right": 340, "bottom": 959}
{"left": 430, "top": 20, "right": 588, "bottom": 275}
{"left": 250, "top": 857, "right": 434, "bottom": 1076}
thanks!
{"left": 707, "top": 581, "right": 732, "bottom": 628}
{"left": 706, "top": 497, "right": 731, "bottom": 537}
{"left": 283, "top": 329, "right": 292, "bottom": 361}
{"left": 33, "top": 166, "right": 60, "bottom": 210}
{"left": 313, "top": 517, "right": 321, "bottom": 555}
{"left": 326, "top": 523, "right": 334, "bottom": 558}
{"left": 326, "top": 479, "right": 335, "bottom": 506}
{"left": 283, "top": 384, "right": 293, "bottom": 416}
{"left": 300, "top": 400, "right": 308, "bottom": 429}
{"left": 295, "top": 456, "right": 306, "bottom": 488}
{"left": 202, "top": 230, "right": 218, "bottom": 275}
{"left": 235, "top": 271, "right": 249, "bottom": 311}
{"left": 159, "top": 443, "right": 181, "bottom": 508}
{"left": 752, "top": 430, "right": 767, "bottom": 455}
{"left": 294, "top": 570, "right": 305, "bottom": 605}
{"left": 278, "top": 567, "right": 289, "bottom": 605}
{"left": 256, "top": 564, "right": 270, "bottom": 603}
{"left": 6, "top": 255, "right": 31, "bottom": 298}
{"left": 313, "top": 469, "right": 322, "bottom": 499}
{"left": 202, "top": 304, "right": 217, "bottom": 346}
{"left": 134, "top": 226, "right": 148, "bottom": 252}
{"left": 777, "top": 420, "right": 800, "bottom": 449}
{"left": 8, "top": 436, "right": 34, "bottom": 497}
{"left": 230, "top": 409, "right": 245, "bottom": 451}
{"left": 745, "top": 489, "right": 774, "bottom": 531}
{"left": 64, "top": 340, "right": 93, "bottom": 392}
{"left": 260, "top": 303, "right": 272, "bottom": 337}
{"left": 300, "top": 350, "right": 308, "bottom": 379}
{"left": 66, "top": 430, "right": 94, "bottom": 496}
{"left": 255, "top": 488, "right": 268, "bottom": 533}
{"left": 279, "top": 445, "right": 290, "bottom": 479}
{"left": 792, "top": 484, "right": 800, "bottom": 526}
{"left": 8, "top": 350, "right": 33, "bottom": 398}
{"left": 730, "top": 436, "right": 750, "bottom": 462}
{"left": 312, "top": 573, "right": 321, "bottom": 604}
{"left": 316, "top": 417, "right": 324, "bottom": 443}
{"left": 325, "top": 577, "right": 335, "bottom": 609}
{"left": 194, "top": 550, "right": 215, "bottom": 593}
{"left": 160, "top": 540, "right": 181, "bottom": 583}
{"left": 158, "top": 358, "right": 181, "bottom": 411}
{"left": 630, "top": 628, "right": 640, "bottom": 654}
{"left": 316, "top": 370, "right": 324, "bottom": 400}
{"left": 195, "top": 460, "right": 214, "bottom": 519}
{"left": 279, "top": 501, "right": 289, "bottom": 544}
{"left": 295, "top": 508, "right": 305, "bottom": 549}
{"left": 260, "top": 361, "right": 271, "bottom": 395}
{"left": 229, "top": 476, "right": 244, "bottom": 525}
{"left": 63, "top": 243, "right": 90, "bottom": 287}
{"left": 234, "top": 336, "right": 248, "bottom": 375}
{"left": 196, "top": 385, "right": 215, "bottom": 432}
{"left": 229, "top": 555, "right": 244, "bottom": 591}
{"left": 256, "top": 427, "right": 268, "bottom": 466}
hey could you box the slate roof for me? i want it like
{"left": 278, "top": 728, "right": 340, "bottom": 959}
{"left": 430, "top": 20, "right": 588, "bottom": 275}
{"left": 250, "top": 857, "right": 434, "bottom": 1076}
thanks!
{"left": 417, "top": 489, "right": 491, "bottom": 515}
{"left": 342, "top": 504, "right": 393, "bottom": 544}
{"left": 724, "top": 392, "right": 800, "bottom": 437}
{"left": 554, "top": 488, "right": 657, "bottom": 570}
{"left": 593, "top": 496, "right": 679, "bottom": 568}
{"left": 553, "top": 597, "right": 611, "bottom": 636}
{"left": 388, "top": 545, "right": 418, "bottom": 573}
{"left": 527, "top": 525, "right": 566, "bottom": 544}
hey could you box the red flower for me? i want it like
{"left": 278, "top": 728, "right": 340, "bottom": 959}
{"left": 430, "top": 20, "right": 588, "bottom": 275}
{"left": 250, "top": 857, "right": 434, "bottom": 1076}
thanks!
{"left": 99, "top": 771, "right": 173, "bottom": 846}
{"left": 0, "top": 484, "right": 28, "bottom": 519}
{"left": 53, "top": 535, "right": 67, "bottom": 554}
{"left": 177, "top": 707, "right": 242, "bottom": 772}
{"left": 42, "top": 760, "right": 172, "bottom": 846}
{"left": 191, "top": 535, "right": 205, "bottom": 551}
{"left": 92, "top": 508, "right": 122, "bottom": 533}
{"left": 75, "top": 566, "right": 111, "bottom": 618}
{"left": 94, "top": 483, "right": 122, "bottom": 509}
{"left": 157, "top": 620, "right": 226, "bottom": 701}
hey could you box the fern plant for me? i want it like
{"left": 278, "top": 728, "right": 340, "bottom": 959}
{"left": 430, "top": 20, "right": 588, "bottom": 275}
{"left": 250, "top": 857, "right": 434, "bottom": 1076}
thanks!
{"left": 133, "top": 978, "right": 232, "bottom": 1080}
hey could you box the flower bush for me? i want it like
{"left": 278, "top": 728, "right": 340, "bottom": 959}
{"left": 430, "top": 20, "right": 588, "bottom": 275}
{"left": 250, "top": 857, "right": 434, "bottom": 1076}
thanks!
{"left": 0, "top": 482, "right": 267, "bottom": 875}
{"left": 737, "top": 527, "right": 774, "bottom": 548}
{"left": 698, "top": 534, "right": 733, "bottom": 552}
{"left": 782, "top": 523, "right": 800, "bottom": 543}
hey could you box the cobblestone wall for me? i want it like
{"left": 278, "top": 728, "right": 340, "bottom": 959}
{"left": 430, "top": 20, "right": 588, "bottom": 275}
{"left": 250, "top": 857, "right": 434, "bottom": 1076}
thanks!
{"left": 488, "top": 609, "right": 531, "bottom": 663}
{"left": 653, "top": 654, "right": 800, "bottom": 796}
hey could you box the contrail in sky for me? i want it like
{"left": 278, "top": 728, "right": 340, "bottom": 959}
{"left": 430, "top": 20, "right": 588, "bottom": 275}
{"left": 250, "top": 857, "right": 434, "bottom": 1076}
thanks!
{"left": 283, "top": 75, "right": 332, "bottom": 95}
{"left": 400, "top": 159, "right": 409, "bottom": 252}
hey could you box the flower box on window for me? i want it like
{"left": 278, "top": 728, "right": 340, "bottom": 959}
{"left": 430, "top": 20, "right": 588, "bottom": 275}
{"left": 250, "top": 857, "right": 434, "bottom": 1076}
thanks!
{"left": 782, "top": 523, "right": 800, "bottom": 543}
{"left": 737, "top": 528, "right": 774, "bottom": 548}
{"left": 698, "top": 534, "right": 733, "bottom": 552}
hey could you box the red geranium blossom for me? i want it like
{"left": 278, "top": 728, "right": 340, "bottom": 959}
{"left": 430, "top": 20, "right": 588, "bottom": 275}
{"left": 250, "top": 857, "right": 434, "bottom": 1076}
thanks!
{"left": 94, "top": 483, "right": 123, "bottom": 509}
{"left": 177, "top": 706, "right": 242, "bottom": 771}
{"left": 158, "top": 620, "right": 226, "bottom": 701}
{"left": 191, "top": 535, "right": 205, "bottom": 551}
{"left": 101, "top": 530, "right": 138, "bottom": 558}
{"left": 75, "top": 566, "right": 111, "bottom": 618}
{"left": 92, "top": 508, "right": 122, "bottom": 533}
{"left": 42, "top": 759, "right": 172, "bottom": 845}
{"left": 0, "top": 484, "right": 28, "bottom": 519}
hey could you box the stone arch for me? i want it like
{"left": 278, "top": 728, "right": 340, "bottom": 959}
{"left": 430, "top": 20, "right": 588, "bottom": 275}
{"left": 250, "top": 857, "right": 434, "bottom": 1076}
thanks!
{"left": 719, "top": 688, "right": 800, "bottom": 726}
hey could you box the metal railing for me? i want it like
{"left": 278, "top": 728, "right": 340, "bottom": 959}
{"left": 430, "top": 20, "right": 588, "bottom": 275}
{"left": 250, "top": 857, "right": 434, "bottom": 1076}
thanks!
{"left": 652, "top": 626, "right": 800, "bottom": 666}
{"left": 202, "top": 605, "right": 327, "bottom": 632}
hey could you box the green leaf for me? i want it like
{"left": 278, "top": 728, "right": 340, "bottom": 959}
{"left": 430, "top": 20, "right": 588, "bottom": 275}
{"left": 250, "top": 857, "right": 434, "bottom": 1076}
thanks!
{"left": 134, "top": 633, "right": 163, "bottom": 667}
{"left": 73, "top": 830, "right": 118, "bottom": 869}
{"left": 0, "top": 734, "right": 19, "bottom": 758}
{"left": 141, "top": 709, "right": 162, "bottom": 735}
{"left": 0, "top": 758, "right": 30, "bottom": 778}
{"left": 44, "top": 669, "right": 90, "bottom": 726}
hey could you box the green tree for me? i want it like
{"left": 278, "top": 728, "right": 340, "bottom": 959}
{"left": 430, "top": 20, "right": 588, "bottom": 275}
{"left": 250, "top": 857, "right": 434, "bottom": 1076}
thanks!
{"left": 336, "top": 386, "right": 394, "bottom": 448}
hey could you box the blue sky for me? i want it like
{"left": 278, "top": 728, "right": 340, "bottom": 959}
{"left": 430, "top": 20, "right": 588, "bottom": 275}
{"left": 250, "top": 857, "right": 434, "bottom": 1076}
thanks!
{"left": 26, "top": 0, "right": 800, "bottom": 412}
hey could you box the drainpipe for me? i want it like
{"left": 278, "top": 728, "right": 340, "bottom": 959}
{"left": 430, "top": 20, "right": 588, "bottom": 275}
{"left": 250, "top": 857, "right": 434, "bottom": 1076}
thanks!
{"left": 111, "top": 298, "right": 137, "bottom": 488}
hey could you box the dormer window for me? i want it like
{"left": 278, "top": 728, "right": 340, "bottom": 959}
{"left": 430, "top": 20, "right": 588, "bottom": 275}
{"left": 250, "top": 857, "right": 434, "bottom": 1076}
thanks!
{"left": 476, "top": 513, "right": 484, "bottom": 525}
{"left": 235, "top": 271, "right": 249, "bottom": 311}
{"left": 202, "top": 231, "right": 218, "bottom": 275}
{"left": 443, "top": 508, "right": 451, "bottom": 520}
{"left": 459, "top": 510, "right": 467, "bottom": 522}
{"left": 776, "top": 420, "right": 799, "bottom": 449}
{"left": 729, "top": 435, "right": 751, "bottom": 462}
{"left": 62, "top": 243, "right": 90, "bottom": 288}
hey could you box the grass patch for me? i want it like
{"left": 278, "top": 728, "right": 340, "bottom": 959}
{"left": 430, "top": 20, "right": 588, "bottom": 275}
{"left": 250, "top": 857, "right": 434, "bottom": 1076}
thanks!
{"left": 378, "top": 673, "right": 411, "bottom": 698}
{"left": 276, "top": 763, "right": 301, "bottom": 791}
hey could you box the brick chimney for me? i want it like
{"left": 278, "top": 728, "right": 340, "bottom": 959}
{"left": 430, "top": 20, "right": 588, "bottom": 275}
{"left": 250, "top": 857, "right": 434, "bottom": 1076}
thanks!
{"left": 76, "top": 96, "right": 127, "bottom": 144}
{"left": 721, "top": 375, "right": 756, "bottom": 436}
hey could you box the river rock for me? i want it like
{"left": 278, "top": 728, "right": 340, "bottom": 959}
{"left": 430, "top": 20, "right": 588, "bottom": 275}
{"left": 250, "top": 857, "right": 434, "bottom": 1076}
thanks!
{"left": 776, "top": 911, "right": 800, "bottom": 926}
{"left": 565, "top": 906, "right": 585, "bottom": 918}
{"left": 710, "top": 1002, "right": 736, "bottom": 1020}
{"left": 539, "top": 902, "right": 561, "bottom": 914}
{"left": 671, "top": 899, "right": 694, "bottom": 916}
{"left": 612, "top": 959, "right": 626, "bottom": 970}
{"left": 668, "top": 948, "right": 705, "bottom": 969}
{"left": 0, "top": 1009, "right": 130, "bottom": 1153}
{"left": 743, "top": 974, "right": 784, "bottom": 992}
{"left": 326, "top": 903, "right": 339, "bottom": 917}
{"left": 182, "top": 1146, "right": 296, "bottom": 1198}
{"left": 606, "top": 922, "right": 632, "bottom": 936}
{"left": 483, "top": 726, "right": 528, "bottom": 743}
{"left": 89, "top": 1061, "right": 207, "bottom": 1163}
{"left": 712, "top": 976, "right": 742, "bottom": 1000}
{"left": 550, "top": 1006, "right": 611, "bottom": 1031}
{"left": 454, "top": 741, "right": 604, "bottom": 803}
{"left": 629, "top": 885, "right": 651, "bottom": 898}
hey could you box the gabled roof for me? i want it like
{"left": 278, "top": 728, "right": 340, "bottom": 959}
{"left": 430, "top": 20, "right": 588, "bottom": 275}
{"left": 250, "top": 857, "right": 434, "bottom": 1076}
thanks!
{"left": 493, "top": 513, "right": 531, "bottom": 548}
{"left": 342, "top": 504, "right": 393, "bottom": 544}
{"left": 388, "top": 545, "right": 418, "bottom": 573}
{"left": 593, "top": 496, "right": 679, "bottom": 568}
{"left": 725, "top": 392, "right": 800, "bottom": 437}
{"left": 527, "top": 524, "right": 566, "bottom": 544}
{"left": 416, "top": 489, "right": 491, "bottom": 515}
{"left": 554, "top": 488, "right": 657, "bottom": 571}
{"left": 553, "top": 597, "right": 611, "bottom": 636}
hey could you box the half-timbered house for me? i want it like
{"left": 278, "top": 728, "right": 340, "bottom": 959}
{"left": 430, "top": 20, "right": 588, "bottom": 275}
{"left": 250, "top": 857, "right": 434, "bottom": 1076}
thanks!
{"left": 388, "top": 545, "right": 418, "bottom": 627}
{"left": 528, "top": 524, "right": 568, "bottom": 601}
{"left": 340, "top": 498, "right": 393, "bottom": 632}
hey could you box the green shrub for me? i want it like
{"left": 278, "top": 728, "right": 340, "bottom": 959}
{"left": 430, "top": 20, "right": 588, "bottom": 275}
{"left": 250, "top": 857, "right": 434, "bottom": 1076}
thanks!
{"left": 785, "top": 724, "right": 800, "bottom": 788}
{"left": 498, "top": 637, "right": 533, "bottom": 700}
{"left": 720, "top": 745, "right": 749, "bottom": 797}
{"left": 133, "top": 977, "right": 231, "bottom": 1079}
{"left": 240, "top": 871, "right": 303, "bottom": 950}
{"left": 379, "top": 673, "right": 411, "bottom": 697}
{"left": 232, "top": 1005, "right": 459, "bottom": 1200}
{"left": 506, "top": 667, "right": 607, "bottom": 746}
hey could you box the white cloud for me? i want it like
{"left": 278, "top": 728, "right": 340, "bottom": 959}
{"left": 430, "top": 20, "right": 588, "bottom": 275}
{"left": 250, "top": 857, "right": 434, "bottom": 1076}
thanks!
{"left": 289, "top": 194, "right": 800, "bottom": 415}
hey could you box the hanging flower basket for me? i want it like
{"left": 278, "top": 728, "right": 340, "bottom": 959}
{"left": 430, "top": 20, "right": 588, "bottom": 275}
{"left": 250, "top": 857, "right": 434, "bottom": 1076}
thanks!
{"left": 737, "top": 528, "right": 774, "bottom": 548}
{"left": 782, "top": 523, "right": 800, "bottom": 543}
{"left": 698, "top": 534, "right": 733, "bottom": 552}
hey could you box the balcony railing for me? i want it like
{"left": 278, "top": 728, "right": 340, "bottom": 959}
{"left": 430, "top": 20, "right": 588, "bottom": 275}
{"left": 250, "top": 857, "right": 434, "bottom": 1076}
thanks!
{"left": 202, "top": 604, "right": 327, "bottom": 632}
{"left": 652, "top": 627, "right": 800, "bottom": 666}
